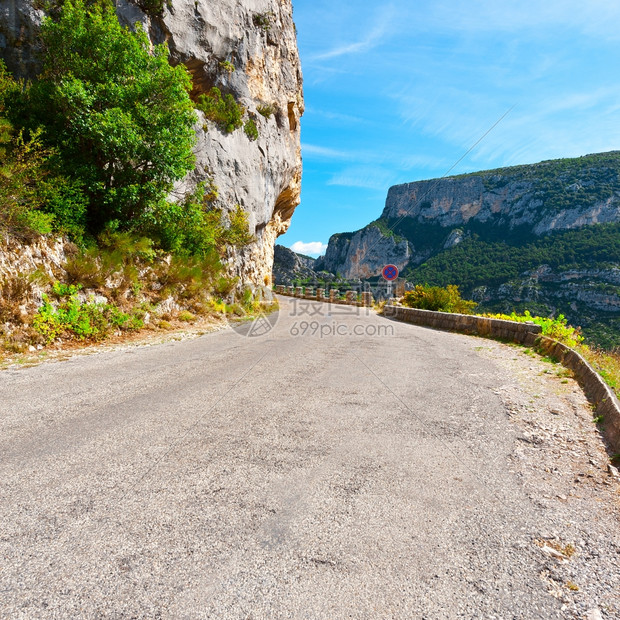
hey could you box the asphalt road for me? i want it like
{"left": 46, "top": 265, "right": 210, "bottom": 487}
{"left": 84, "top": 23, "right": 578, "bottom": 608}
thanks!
{"left": 0, "top": 296, "right": 613, "bottom": 618}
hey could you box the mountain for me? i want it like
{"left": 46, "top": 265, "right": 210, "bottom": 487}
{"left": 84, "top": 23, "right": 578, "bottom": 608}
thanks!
{"left": 0, "top": 0, "right": 303, "bottom": 288}
{"left": 272, "top": 244, "right": 317, "bottom": 283}
{"left": 317, "top": 151, "right": 620, "bottom": 347}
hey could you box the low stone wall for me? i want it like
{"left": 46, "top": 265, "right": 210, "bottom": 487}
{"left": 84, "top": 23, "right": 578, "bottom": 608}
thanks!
{"left": 275, "top": 285, "right": 373, "bottom": 307}
{"left": 385, "top": 304, "right": 620, "bottom": 453}
{"left": 384, "top": 305, "right": 542, "bottom": 345}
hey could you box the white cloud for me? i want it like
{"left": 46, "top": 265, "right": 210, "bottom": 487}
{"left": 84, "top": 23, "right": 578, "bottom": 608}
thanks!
{"left": 310, "top": 5, "right": 396, "bottom": 61}
{"left": 302, "top": 143, "right": 350, "bottom": 160}
{"left": 328, "top": 166, "right": 396, "bottom": 191}
{"left": 290, "top": 241, "right": 328, "bottom": 257}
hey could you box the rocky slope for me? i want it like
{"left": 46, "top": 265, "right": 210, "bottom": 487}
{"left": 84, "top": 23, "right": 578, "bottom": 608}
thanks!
{"left": 0, "top": 0, "right": 303, "bottom": 287}
{"left": 271, "top": 244, "right": 316, "bottom": 284}
{"left": 320, "top": 151, "right": 620, "bottom": 346}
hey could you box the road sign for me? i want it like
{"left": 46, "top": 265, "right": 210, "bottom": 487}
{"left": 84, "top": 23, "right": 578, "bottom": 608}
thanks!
{"left": 382, "top": 264, "right": 399, "bottom": 281}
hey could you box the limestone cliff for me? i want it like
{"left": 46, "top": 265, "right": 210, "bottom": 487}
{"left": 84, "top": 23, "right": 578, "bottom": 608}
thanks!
{"left": 322, "top": 152, "right": 620, "bottom": 279}
{"left": 271, "top": 244, "right": 316, "bottom": 284}
{"left": 316, "top": 225, "right": 411, "bottom": 279}
{"left": 0, "top": 0, "right": 303, "bottom": 287}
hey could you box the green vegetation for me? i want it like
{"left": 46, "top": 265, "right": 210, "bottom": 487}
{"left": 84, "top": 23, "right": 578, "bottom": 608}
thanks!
{"left": 244, "top": 118, "right": 259, "bottom": 141}
{"left": 33, "top": 281, "right": 143, "bottom": 343}
{"left": 139, "top": 0, "right": 167, "bottom": 16}
{"left": 402, "top": 284, "right": 477, "bottom": 314}
{"left": 219, "top": 60, "right": 235, "bottom": 74}
{"left": 14, "top": 0, "right": 197, "bottom": 235}
{"left": 196, "top": 87, "right": 244, "bottom": 134}
{"left": 257, "top": 103, "right": 276, "bottom": 118}
{"left": 369, "top": 218, "right": 405, "bottom": 243}
{"left": 253, "top": 12, "right": 274, "bottom": 30}
{"left": 0, "top": 0, "right": 272, "bottom": 357}
{"left": 482, "top": 310, "right": 583, "bottom": 347}
{"left": 0, "top": 0, "right": 254, "bottom": 255}
{"left": 404, "top": 223, "right": 620, "bottom": 288}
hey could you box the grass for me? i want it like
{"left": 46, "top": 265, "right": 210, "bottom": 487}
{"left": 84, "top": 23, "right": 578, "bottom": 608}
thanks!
{"left": 0, "top": 235, "right": 278, "bottom": 361}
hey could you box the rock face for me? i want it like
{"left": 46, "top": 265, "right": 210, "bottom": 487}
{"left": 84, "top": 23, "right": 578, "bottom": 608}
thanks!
{"left": 316, "top": 225, "right": 411, "bottom": 279}
{"left": 272, "top": 244, "right": 316, "bottom": 284}
{"left": 323, "top": 151, "right": 620, "bottom": 279}
{"left": 383, "top": 166, "right": 620, "bottom": 238}
{"left": 0, "top": 0, "right": 303, "bottom": 288}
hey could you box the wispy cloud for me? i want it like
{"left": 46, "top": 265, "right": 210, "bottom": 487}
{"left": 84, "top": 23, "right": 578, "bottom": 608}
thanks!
{"left": 302, "top": 144, "right": 350, "bottom": 160}
{"left": 423, "top": 0, "right": 620, "bottom": 40}
{"left": 305, "top": 107, "right": 370, "bottom": 126}
{"left": 290, "top": 241, "right": 328, "bottom": 257}
{"left": 310, "top": 5, "right": 395, "bottom": 61}
{"left": 328, "top": 166, "right": 396, "bottom": 191}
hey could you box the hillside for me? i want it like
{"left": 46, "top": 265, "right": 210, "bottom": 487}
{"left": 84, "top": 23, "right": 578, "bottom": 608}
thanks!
{"left": 317, "top": 151, "right": 620, "bottom": 347}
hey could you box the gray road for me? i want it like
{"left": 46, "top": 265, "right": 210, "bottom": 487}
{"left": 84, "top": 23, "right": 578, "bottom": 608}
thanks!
{"left": 0, "top": 297, "right": 614, "bottom": 618}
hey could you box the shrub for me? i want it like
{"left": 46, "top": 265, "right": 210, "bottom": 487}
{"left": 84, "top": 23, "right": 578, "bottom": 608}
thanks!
{"left": 482, "top": 310, "right": 584, "bottom": 348}
{"left": 253, "top": 12, "right": 274, "bottom": 30}
{"left": 402, "top": 284, "right": 477, "bottom": 314}
{"left": 196, "top": 87, "right": 243, "bottom": 134}
{"left": 244, "top": 118, "right": 259, "bottom": 141}
{"left": 32, "top": 281, "right": 143, "bottom": 342}
{"left": 139, "top": 0, "right": 166, "bottom": 16}
{"left": 219, "top": 60, "right": 235, "bottom": 74}
{"left": 257, "top": 103, "right": 276, "bottom": 118}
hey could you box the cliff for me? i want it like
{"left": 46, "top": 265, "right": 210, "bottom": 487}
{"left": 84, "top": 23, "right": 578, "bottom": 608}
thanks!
{"left": 316, "top": 225, "right": 411, "bottom": 279}
{"left": 0, "top": 0, "right": 303, "bottom": 287}
{"left": 320, "top": 151, "right": 620, "bottom": 346}
{"left": 272, "top": 244, "right": 316, "bottom": 284}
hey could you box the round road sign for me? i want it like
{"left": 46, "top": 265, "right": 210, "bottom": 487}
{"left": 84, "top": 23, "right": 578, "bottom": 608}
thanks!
{"left": 382, "top": 264, "right": 399, "bottom": 281}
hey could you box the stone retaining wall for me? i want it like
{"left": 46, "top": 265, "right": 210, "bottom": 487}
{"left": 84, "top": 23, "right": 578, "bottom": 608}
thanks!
{"left": 384, "top": 305, "right": 542, "bottom": 345}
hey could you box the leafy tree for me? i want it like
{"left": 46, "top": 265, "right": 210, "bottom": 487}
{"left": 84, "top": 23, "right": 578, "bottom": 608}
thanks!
{"left": 0, "top": 61, "right": 87, "bottom": 239}
{"left": 21, "top": 0, "right": 196, "bottom": 233}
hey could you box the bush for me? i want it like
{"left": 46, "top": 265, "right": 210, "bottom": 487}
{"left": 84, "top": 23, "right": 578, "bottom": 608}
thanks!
{"left": 32, "top": 281, "right": 143, "bottom": 342}
{"left": 196, "top": 87, "right": 244, "bottom": 134}
{"left": 482, "top": 310, "right": 584, "bottom": 348}
{"left": 257, "top": 103, "right": 276, "bottom": 118}
{"left": 219, "top": 60, "right": 235, "bottom": 74}
{"left": 19, "top": 0, "right": 196, "bottom": 234}
{"left": 253, "top": 12, "right": 274, "bottom": 30}
{"left": 244, "top": 118, "right": 259, "bottom": 141}
{"left": 402, "top": 284, "right": 477, "bottom": 314}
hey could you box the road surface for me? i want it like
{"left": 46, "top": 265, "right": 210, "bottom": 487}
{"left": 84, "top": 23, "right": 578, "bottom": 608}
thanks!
{"left": 0, "top": 296, "right": 618, "bottom": 618}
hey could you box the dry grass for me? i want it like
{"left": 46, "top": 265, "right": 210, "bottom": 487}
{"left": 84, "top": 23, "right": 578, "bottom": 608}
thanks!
{"left": 576, "top": 344, "right": 620, "bottom": 398}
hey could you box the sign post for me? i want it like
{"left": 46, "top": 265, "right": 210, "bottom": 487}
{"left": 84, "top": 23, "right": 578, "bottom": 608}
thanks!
{"left": 382, "top": 264, "right": 399, "bottom": 300}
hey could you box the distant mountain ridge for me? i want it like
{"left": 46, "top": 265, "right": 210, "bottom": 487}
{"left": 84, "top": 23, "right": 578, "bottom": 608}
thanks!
{"left": 317, "top": 151, "right": 620, "bottom": 346}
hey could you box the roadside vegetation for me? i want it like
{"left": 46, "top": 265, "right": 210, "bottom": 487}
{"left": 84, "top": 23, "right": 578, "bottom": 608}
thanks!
{"left": 0, "top": 0, "right": 272, "bottom": 359}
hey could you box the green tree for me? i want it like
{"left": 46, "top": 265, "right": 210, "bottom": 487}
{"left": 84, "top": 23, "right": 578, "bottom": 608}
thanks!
{"left": 23, "top": 0, "right": 196, "bottom": 233}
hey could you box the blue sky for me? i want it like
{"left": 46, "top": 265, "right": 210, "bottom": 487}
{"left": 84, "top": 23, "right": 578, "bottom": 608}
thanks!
{"left": 279, "top": 0, "right": 620, "bottom": 256}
